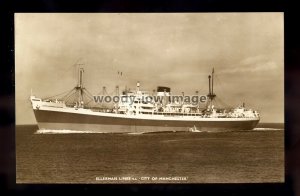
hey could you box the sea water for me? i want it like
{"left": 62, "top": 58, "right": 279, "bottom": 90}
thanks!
{"left": 16, "top": 123, "right": 284, "bottom": 183}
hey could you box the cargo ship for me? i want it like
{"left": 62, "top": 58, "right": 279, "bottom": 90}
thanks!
{"left": 30, "top": 68, "right": 260, "bottom": 133}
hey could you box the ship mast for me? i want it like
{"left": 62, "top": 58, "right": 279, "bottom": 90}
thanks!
{"left": 136, "top": 81, "right": 140, "bottom": 92}
{"left": 76, "top": 67, "right": 84, "bottom": 107}
{"left": 207, "top": 68, "right": 216, "bottom": 110}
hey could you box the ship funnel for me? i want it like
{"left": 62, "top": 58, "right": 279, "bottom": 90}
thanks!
{"left": 157, "top": 86, "right": 171, "bottom": 96}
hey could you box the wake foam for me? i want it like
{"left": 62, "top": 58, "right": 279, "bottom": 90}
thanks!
{"left": 34, "top": 127, "right": 283, "bottom": 134}
{"left": 35, "top": 129, "right": 106, "bottom": 134}
{"left": 127, "top": 132, "right": 145, "bottom": 135}
{"left": 35, "top": 129, "right": 146, "bottom": 134}
{"left": 252, "top": 128, "right": 284, "bottom": 131}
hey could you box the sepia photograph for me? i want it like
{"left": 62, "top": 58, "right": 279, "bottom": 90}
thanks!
{"left": 15, "top": 13, "right": 284, "bottom": 184}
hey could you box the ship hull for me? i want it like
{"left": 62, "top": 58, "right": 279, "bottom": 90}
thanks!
{"left": 33, "top": 109, "right": 259, "bottom": 133}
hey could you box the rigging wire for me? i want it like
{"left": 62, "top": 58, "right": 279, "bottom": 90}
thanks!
{"left": 215, "top": 97, "right": 232, "bottom": 109}
{"left": 42, "top": 88, "right": 75, "bottom": 100}
{"left": 64, "top": 92, "right": 77, "bottom": 104}
{"left": 84, "top": 89, "right": 95, "bottom": 99}
{"left": 84, "top": 89, "right": 99, "bottom": 105}
{"left": 214, "top": 74, "right": 233, "bottom": 108}
{"left": 61, "top": 88, "right": 77, "bottom": 100}
{"left": 83, "top": 91, "right": 93, "bottom": 104}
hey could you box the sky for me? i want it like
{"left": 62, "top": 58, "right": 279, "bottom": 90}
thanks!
{"left": 15, "top": 13, "right": 284, "bottom": 124}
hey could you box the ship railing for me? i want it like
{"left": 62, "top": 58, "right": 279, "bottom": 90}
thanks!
{"left": 152, "top": 112, "right": 204, "bottom": 117}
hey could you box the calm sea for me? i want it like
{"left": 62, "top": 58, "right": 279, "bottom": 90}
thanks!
{"left": 16, "top": 123, "right": 284, "bottom": 184}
